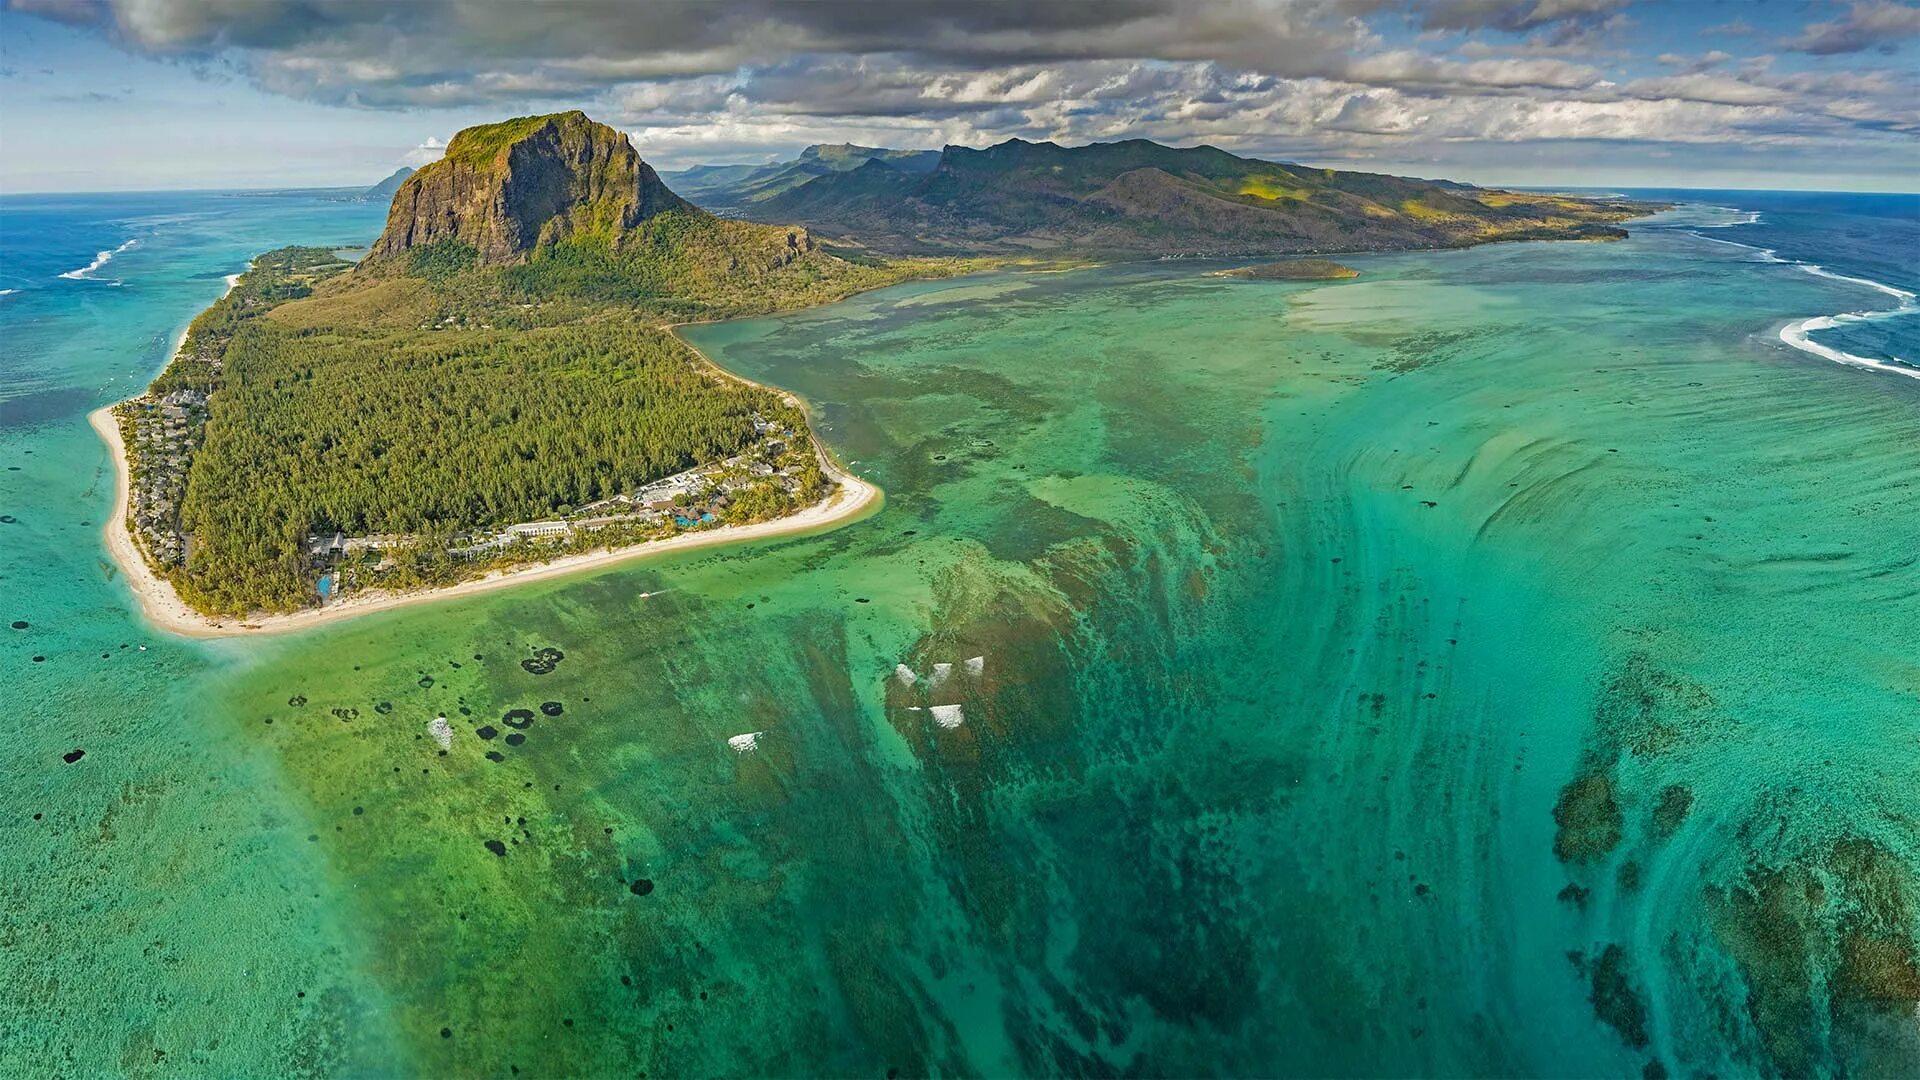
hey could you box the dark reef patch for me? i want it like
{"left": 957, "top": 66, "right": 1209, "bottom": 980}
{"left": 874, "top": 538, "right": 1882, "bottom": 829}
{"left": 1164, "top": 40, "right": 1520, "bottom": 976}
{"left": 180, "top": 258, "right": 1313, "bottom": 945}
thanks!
{"left": 1583, "top": 944, "right": 1651, "bottom": 1049}
{"left": 520, "top": 647, "right": 564, "bottom": 675}
{"left": 1651, "top": 784, "right": 1693, "bottom": 836}
{"left": 539, "top": 701, "right": 563, "bottom": 717}
{"left": 1552, "top": 769, "right": 1623, "bottom": 863}
{"left": 502, "top": 709, "right": 535, "bottom": 729}
{"left": 1593, "top": 653, "right": 1716, "bottom": 758}
{"left": 483, "top": 839, "right": 507, "bottom": 857}
{"left": 629, "top": 878, "right": 654, "bottom": 896}
{"left": 1707, "top": 833, "right": 1920, "bottom": 1075}
{"left": 504, "top": 733, "right": 526, "bottom": 747}
{"left": 61, "top": 748, "right": 86, "bottom": 764}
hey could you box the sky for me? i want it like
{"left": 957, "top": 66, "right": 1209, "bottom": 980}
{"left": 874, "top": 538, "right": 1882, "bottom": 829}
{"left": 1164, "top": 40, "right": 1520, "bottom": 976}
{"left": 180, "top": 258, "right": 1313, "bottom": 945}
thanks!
{"left": 1, "top": 0, "right": 1916, "bottom": 194}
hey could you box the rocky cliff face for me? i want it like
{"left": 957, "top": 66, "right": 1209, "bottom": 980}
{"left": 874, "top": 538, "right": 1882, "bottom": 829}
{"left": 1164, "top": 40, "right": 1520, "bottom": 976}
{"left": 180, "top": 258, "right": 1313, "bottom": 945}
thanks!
{"left": 365, "top": 111, "right": 695, "bottom": 265}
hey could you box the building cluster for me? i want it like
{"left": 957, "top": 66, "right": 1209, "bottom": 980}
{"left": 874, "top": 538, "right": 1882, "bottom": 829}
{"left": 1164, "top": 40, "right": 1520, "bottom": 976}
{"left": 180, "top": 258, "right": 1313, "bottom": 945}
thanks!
{"left": 295, "top": 424, "right": 817, "bottom": 600}
{"left": 122, "top": 389, "right": 206, "bottom": 567}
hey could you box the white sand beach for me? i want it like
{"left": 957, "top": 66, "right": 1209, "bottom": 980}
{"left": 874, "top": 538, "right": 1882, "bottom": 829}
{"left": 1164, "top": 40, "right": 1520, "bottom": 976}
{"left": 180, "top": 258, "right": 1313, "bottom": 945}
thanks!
{"left": 89, "top": 404, "right": 880, "bottom": 639}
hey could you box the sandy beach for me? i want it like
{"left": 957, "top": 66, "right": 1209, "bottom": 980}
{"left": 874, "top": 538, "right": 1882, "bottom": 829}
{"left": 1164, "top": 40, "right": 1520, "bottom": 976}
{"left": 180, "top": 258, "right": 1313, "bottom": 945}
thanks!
{"left": 89, "top": 404, "right": 880, "bottom": 639}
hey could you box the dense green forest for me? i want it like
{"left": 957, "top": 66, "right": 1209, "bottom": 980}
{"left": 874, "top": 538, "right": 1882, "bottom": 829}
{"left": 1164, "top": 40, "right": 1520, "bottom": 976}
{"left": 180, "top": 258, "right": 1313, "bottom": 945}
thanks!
{"left": 132, "top": 233, "right": 955, "bottom": 616}
{"left": 174, "top": 316, "right": 795, "bottom": 613}
{"left": 120, "top": 110, "right": 980, "bottom": 617}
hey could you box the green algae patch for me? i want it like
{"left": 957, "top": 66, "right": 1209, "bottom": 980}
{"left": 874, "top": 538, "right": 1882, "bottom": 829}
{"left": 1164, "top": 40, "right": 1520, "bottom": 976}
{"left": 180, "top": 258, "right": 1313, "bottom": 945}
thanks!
{"left": 1212, "top": 258, "right": 1360, "bottom": 281}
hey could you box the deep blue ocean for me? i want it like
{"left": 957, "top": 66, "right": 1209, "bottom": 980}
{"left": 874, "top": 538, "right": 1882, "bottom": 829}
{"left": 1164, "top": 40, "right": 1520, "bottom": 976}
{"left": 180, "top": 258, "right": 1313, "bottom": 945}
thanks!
{"left": 1620, "top": 188, "right": 1919, "bottom": 376}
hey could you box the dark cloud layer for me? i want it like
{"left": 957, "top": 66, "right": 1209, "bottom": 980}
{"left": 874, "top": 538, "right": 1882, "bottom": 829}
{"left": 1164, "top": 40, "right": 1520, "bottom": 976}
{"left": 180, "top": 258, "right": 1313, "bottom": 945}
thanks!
{"left": 8, "top": 0, "right": 1916, "bottom": 176}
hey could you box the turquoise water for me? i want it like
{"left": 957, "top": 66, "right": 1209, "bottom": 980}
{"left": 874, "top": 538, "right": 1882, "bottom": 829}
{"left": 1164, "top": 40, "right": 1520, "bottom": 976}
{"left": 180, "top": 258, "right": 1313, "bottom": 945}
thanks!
{"left": 4, "top": 193, "right": 1917, "bottom": 1075}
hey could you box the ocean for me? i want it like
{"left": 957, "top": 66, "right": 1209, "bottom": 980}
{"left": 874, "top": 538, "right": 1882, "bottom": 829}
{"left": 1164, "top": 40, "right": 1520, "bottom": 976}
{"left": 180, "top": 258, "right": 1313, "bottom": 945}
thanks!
{"left": 2, "top": 188, "right": 1916, "bottom": 1075}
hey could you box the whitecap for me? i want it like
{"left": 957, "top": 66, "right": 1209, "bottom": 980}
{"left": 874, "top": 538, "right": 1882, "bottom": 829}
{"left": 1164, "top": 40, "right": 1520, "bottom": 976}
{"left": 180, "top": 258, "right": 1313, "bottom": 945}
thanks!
{"left": 1776, "top": 262, "right": 1917, "bottom": 380}
{"left": 929, "top": 662, "right": 953, "bottom": 688}
{"left": 964, "top": 655, "right": 985, "bottom": 676}
{"left": 59, "top": 237, "right": 138, "bottom": 282}
{"left": 929, "top": 704, "right": 965, "bottom": 729}
{"left": 1779, "top": 314, "right": 1919, "bottom": 381}
{"left": 727, "top": 731, "right": 764, "bottom": 753}
{"left": 893, "top": 663, "right": 917, "bottom": 687}
{"left": 428, "top": 715, "right": 454, "bottom": 750}
{"left": 1687, "top": 222, "right": 1916, "bottom": 380}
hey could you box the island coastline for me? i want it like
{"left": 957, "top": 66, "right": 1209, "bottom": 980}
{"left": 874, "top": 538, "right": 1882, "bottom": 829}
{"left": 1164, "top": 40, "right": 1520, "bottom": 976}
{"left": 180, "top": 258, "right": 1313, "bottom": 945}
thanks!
{"left": 89, "top": 399, "right": 881, "bottom": 639}
{"left": 89, "top": 192, "right": 1667, "bottom": 641}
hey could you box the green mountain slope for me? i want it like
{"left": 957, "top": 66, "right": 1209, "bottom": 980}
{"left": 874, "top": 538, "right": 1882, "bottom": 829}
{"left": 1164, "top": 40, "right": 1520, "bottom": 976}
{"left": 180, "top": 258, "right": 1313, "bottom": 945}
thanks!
{"left": 739, "top": 137, "right": 1651, "bottom": 256}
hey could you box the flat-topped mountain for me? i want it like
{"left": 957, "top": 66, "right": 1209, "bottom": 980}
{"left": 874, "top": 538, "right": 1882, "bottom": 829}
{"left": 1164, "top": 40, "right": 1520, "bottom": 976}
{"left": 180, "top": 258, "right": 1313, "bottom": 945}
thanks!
{"left": 366, "top": 111, "right": 698, "bottom": 264}
{"left": 723, "top": 136, "right": 1648, "bottom": 257}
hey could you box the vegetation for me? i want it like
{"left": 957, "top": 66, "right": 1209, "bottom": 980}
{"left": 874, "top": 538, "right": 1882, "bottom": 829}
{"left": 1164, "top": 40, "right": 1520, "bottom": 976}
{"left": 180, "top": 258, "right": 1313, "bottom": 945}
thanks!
{"left": 728, "top": 136, "right": 1662, "bottom": 257}
{"left": 1213, "top": 259, "right": 1360, "bottom": 281}
{"left": 118, "top": 113, "right": 977, "bottom": 618}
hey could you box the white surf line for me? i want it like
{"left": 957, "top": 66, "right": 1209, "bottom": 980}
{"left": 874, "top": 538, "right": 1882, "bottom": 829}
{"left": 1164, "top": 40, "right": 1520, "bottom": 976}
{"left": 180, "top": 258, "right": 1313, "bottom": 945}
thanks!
{"left": 60, "top": 237, "right": 139, "bottom": 282}
{"left": 1683, "top": 214, "right": 1918, "bottom": 380}
{"left": 1779, "top": 263, "right": 1917, "bottom": 381}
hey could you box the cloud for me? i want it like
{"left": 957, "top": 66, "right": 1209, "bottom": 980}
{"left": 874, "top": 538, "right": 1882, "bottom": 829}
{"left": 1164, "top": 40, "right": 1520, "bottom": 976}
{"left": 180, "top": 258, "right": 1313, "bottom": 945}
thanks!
{"left": 1414, "top": 0, "right": 1630, "bottom": 33}
{"left": 401, "top": 135, "right": 446, "bottom": 167}
{"left": 1783, "top": 0, "right": 1920, "bottom": 55}
{"left": 12, "top": 0, "right": 1375, "bottom": 106}
{"left": 9, "top": 0, "right": 1916, "bottom": 180}
{"left": 1656, "top": 50, "right": 1732, "bottom": 72}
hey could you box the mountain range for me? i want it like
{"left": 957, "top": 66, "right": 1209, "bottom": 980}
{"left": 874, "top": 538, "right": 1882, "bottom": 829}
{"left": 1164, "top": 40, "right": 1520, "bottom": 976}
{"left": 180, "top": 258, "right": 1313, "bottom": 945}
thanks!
{"left": 681, "top": 137, "right": 1646, "bottom": 258}
{"left": 661, "top": 144, "right": 940, "bottom": 216}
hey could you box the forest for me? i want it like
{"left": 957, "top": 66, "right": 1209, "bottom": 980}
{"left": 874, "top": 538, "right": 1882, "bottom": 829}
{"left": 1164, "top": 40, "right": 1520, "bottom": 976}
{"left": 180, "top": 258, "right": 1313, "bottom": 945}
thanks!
{"left": 126, "top": 232, "right": 947, "bottom": 616}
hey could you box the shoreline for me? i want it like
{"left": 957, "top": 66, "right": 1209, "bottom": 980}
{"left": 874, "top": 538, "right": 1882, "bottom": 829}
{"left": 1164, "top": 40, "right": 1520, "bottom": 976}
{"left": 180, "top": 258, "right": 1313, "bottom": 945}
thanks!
{"left": 90, "top": 261, "right": 888, "bottom": 640}
{"left": 89, "top": 214, "right": 1668, "bottom": 640}
{"left": 91, "top": 402, "right": 879, "bottom": 638}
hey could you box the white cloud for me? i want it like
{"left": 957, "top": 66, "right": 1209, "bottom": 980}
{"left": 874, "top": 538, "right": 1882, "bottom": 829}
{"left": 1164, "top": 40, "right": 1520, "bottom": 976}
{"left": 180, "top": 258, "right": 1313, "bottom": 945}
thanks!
{"left": 1783, "top": 0, "right": 1920, "bottom": 55}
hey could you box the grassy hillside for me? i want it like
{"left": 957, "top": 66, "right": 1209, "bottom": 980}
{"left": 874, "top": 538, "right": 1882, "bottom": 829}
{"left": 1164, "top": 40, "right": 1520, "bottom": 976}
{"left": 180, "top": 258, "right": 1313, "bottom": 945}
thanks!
{"left": 741, "top": 137, "right": 1654, "bottom": 256}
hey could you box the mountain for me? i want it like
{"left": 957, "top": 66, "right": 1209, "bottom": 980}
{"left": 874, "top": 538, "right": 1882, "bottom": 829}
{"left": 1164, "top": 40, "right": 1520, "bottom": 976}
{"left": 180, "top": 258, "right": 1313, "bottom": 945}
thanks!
{"left": 119, "top": 112, "right": 961, "bottom": 618}
{"left": 365, "top": 112, "right": 699, "bottom": 264}
{"left": 361, "top": 166, "right": 413, "bottom": 202}
{"left": 663, "top": 143, "right": 942, "bottom": 215}
{"left": 348, "top": 111, "right": 927, "bottom": 306}
{"left": 734, "top": 137, "right": 1649, "bottom": 257}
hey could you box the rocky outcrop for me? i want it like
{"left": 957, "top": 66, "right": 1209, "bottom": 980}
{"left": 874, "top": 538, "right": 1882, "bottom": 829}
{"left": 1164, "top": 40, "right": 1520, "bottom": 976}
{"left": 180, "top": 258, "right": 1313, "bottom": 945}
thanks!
{"left": 365, "top": 111, "right": 694, "bottom": 265}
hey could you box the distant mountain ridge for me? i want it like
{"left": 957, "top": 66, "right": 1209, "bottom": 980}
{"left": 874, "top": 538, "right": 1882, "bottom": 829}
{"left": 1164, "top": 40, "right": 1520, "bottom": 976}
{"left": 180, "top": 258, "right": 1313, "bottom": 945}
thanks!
{"left": 362, "top": 166, "right": 413, "bottom": 202}
{"left": 662, "top": 143, "right": 941, "bottom": 215}
{"left": 686, "top": 136, "right": 1650, "bottom": 257}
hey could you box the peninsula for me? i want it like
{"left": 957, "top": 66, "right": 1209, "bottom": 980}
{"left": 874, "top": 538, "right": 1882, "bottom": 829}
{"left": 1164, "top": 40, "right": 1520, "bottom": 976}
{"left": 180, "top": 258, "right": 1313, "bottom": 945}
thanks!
{"left": 98, "top": 110, "right": 1656, "bottom": 635}
{"left": 98, "top": 111, "right": 947, "bottom": 633}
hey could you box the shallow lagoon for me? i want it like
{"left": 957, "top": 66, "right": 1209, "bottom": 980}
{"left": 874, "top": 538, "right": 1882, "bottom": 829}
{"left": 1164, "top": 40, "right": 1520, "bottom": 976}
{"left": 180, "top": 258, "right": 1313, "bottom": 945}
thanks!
{"left": 5, "top": 198, "right": 1918, "bottom": 1075}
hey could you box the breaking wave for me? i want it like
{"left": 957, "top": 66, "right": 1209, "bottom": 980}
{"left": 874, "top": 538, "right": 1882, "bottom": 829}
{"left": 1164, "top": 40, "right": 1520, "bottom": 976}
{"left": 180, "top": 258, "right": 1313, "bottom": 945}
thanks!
{"left": 1684, "top": 214, "right": 1916, "bottom": 381}
{"left": 59, "top": 237, "right": 139, "bottom": 283}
